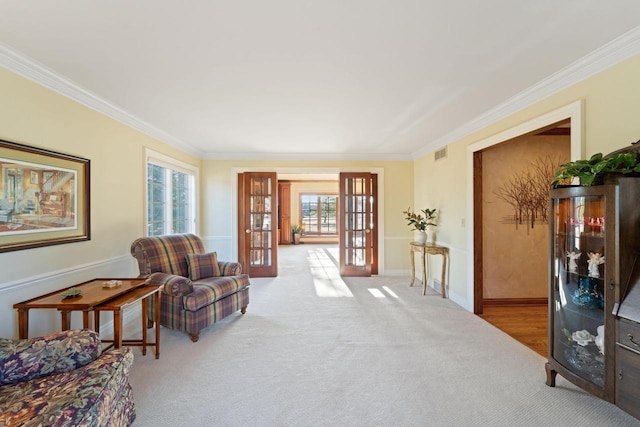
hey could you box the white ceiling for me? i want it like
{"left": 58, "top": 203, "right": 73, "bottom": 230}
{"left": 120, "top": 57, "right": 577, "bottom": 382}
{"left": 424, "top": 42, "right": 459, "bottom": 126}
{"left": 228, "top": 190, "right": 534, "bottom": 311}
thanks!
{"left": 0, "top": 1, "right": 639, "bottom": 160}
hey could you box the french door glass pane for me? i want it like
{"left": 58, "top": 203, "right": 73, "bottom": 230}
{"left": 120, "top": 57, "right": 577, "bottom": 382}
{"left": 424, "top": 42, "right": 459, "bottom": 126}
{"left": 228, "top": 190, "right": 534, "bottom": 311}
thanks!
{"left": 343, "top": 177, "right": 368, "bottom": 267}
{"left": 249, "top": 177, "right": 273, "bottom": 267}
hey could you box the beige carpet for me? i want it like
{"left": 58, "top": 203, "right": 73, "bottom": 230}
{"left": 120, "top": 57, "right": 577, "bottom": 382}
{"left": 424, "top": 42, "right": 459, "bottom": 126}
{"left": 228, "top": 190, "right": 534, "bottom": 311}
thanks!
{"left": 127, "top": 244, "right": 639, "bottom": 426}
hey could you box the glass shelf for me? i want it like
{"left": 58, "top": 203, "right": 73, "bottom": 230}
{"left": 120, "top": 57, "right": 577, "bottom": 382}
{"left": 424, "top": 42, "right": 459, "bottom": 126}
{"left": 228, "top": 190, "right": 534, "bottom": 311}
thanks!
{"left": 551, "top": 193, "right": 606, "bottom": 392}
{"left": 557, "top": 340, "right": 605, "bottom": 388}
{"left": 558, "top": 275, "right": 605, "bottom": 322}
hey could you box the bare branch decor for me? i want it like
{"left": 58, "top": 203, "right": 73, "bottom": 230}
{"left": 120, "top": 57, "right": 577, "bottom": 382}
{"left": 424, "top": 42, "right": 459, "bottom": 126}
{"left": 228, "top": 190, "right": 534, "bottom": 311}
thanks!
{"left": 494, "top": 155, "right": 561, "bottom": 233}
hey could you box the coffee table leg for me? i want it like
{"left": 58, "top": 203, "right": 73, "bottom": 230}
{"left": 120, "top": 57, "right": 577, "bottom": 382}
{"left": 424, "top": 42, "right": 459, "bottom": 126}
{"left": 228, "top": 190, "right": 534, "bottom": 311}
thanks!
{"left": 61, "top": 311, "right": 72, "bottom": 330}
{"left": 17, "top": 308, "right": 29, "bottom": 339}
{"left": 82, "top": 310, "right": 91, "bottom": 329}
{"left": 155, "top": 291, "right": 160, "bottom": 359}
{"left": 113, "top": 310, "right": 122, "bottom": 349}
{"left": 141, "top": 297, "right": 148, "bottom": 356}
{"left": 94, "top": 311, "right": 101, "bottom": 334}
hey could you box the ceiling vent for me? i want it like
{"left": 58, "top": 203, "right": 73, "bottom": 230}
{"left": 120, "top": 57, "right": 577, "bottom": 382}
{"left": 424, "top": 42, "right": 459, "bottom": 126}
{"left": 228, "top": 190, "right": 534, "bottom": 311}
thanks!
{"left": 435, "top": 146, "right": 448, "bottom": 161}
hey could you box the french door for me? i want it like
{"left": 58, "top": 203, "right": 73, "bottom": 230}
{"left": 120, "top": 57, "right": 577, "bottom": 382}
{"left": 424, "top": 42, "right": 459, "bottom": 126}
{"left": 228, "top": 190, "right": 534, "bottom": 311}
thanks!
{"left": 238, "top": 172, "right": 278, "bottom": 277}
{"left": 339, "top": 172, "right": 378, "bottom": 276}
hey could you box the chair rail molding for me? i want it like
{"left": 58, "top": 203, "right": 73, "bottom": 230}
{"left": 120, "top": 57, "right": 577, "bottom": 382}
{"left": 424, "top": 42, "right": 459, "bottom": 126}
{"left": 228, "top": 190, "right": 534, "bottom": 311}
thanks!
{"left": 0, "top": 254, "right": 134, "bottom": 294}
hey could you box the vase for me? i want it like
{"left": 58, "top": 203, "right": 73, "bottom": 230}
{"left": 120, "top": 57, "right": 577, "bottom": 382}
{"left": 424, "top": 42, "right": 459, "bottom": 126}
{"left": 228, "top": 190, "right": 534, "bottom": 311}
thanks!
{"left": 426, "top": 226, "right": 436, "bottom": 244}
{"left": 416, "top": 231, "right": 427, "bottom": 244}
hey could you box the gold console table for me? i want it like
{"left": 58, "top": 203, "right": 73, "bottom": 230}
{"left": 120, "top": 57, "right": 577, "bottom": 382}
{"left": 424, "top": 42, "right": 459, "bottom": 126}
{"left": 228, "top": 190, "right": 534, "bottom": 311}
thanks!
{"left": 410, "top": 242, "right": 449, "bottom": 298}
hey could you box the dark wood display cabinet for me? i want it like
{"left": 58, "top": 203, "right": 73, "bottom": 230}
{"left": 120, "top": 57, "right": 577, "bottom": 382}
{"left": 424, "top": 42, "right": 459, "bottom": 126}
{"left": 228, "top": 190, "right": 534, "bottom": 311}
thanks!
{"left": 545, "top": 176, "right": 640, "bottom": 420}
{"left": 614, "top": 255, "right": 640, "bottom": 419}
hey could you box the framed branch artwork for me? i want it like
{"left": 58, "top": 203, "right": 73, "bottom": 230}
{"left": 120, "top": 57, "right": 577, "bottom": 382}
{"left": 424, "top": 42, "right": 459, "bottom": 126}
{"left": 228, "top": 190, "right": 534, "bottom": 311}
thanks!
{"left": 0, "top": 138, "right": 90, "bottom": 252}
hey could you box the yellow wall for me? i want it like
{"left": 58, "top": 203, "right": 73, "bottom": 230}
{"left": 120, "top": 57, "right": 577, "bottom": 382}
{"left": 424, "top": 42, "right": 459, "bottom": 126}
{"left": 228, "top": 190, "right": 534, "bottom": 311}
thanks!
{"left": 414, "top": 54, "right": 640, "bottom": 308}
{"left": 0, "top": 67, "right": 200, "bottom": 337}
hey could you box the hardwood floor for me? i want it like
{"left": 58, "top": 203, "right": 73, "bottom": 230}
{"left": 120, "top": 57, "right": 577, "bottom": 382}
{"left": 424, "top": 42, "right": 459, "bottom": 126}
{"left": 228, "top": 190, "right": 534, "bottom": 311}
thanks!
{"left": 479, "top": 304, "right": 548, "bottom": 357}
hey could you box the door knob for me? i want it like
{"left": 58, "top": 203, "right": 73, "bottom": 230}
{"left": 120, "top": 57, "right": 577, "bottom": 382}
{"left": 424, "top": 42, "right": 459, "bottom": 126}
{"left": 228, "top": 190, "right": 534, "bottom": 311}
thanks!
{"left": 245, "top": 229, "right": 251, "bottom": 234}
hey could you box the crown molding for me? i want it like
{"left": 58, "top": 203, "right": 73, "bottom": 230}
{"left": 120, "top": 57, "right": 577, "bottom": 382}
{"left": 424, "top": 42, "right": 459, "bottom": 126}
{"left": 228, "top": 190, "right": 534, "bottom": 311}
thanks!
{"left": 0, "top": 42, "right": 203, "bottom": 158}
{"left": 2, "top": 24, "right": 639, "bottom": 163}
{"left": 0, "top": 42, "right": 410, "bottom": 162}
{"left": 412, "top": 25, "right": 640, "bottom": 160}
{"left": 202, "top": 150, "right": 412, "bottom": 161}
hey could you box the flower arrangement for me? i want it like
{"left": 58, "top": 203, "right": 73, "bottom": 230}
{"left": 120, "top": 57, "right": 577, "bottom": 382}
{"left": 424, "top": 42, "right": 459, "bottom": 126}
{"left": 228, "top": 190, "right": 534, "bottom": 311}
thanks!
{"left": 403, "top": 207, "right": 437, "bottom": 231}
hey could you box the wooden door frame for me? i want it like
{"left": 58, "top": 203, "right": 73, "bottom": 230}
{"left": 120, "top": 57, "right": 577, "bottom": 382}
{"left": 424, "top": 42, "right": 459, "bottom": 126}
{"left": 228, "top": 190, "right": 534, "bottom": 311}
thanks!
{"left": 238, "top": 172, "right": 278, "bottom": 277}
{"left": 338, "top": 172, "right": 377, "bottom": 276}
{"left": 465, "top": 100, "right": 584, "bottom": 314}
{"left": 231, "top": 167, "right": 385, "bottom": 274}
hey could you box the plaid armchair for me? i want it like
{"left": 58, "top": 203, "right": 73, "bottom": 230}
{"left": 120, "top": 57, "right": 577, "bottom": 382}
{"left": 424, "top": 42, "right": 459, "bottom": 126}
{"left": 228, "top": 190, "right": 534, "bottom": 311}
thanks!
{"left": 130, "top": 234, "right": 250, "bottom": 342}
{"left": 0, "top": 329, "right": 135, "bottom": 427}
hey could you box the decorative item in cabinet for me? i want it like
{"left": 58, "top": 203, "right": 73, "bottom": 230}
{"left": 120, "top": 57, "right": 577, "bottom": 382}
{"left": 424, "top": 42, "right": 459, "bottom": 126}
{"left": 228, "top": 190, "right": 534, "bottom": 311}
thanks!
{"left": 545, "top": 176, "right": 640, "bottom": 406}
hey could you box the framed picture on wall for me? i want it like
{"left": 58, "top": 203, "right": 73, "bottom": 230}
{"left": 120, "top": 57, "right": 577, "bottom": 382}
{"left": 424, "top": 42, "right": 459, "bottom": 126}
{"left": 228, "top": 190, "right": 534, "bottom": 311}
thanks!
{"left": 0, "top": 138, "right": 90, "bottom": 253}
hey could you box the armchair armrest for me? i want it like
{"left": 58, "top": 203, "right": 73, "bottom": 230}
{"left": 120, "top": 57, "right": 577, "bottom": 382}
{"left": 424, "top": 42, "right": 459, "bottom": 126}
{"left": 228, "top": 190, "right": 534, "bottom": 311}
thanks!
{"left": 218, "top": 261, "right": 242, "bottom": 276}
{"left": 147, "top": 272, "right": 194, "bottom": 296}
{"left": 0, "top": 329, "right": 100, "bottom": 386}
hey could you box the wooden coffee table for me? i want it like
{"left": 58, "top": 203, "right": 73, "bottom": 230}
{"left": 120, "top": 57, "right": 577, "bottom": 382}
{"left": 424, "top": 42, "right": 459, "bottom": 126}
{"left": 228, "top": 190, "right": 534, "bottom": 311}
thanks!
{"left": 13, "top": 278, "right": 147, "bottom": 339}
{"left": 93, "top": 284, "right": 161, "bottom": 359}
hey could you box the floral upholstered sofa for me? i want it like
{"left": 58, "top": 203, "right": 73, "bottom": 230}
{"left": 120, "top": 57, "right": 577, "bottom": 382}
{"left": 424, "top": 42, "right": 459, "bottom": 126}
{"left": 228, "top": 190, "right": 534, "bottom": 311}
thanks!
{"left": 131, "top": 233, "right": 250, "bottom": 342}
{"left": 0, "top": 329, "right": 135, "bottom": 427}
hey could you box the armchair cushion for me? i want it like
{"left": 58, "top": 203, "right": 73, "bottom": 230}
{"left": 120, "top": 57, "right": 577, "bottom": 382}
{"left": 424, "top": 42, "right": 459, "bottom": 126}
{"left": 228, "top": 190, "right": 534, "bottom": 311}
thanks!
{"left": 186, "top": 252, "right": 221, "bottom": 280}
{"left": 147, "top": 272, "right": 193, "bottom": 297}
{"left": 0, "top": 329, "right": 101, "bottom": 386}
{"left": 185, "top": 274, "right": 251, "bottom": 311}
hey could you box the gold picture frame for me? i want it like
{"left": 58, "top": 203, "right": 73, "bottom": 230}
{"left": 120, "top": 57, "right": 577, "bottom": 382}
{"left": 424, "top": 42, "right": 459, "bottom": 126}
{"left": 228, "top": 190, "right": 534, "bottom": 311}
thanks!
{"left": 0, "top": 139, "right": 90, "bottom": 252}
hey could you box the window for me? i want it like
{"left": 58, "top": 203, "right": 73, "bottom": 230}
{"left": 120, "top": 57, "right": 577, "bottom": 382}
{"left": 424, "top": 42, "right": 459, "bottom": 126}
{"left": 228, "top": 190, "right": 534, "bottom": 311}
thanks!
{"left": 146, "top": 150, "right": 198, "bottom": 236}
{"left": 300, "top": 194, "right": 337, "bottom": 235}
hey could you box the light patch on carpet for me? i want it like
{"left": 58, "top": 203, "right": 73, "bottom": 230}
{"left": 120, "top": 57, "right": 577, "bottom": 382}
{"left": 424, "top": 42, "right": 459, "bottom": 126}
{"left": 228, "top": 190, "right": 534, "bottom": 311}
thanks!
{"left": 382, "top": 286, "right": 399, "bottom": 298}
{"left": 367, "top": 288, "right": 385, "bottom": 298}
{"left": 307, "top": 247, "right": 353, "bottom": 297}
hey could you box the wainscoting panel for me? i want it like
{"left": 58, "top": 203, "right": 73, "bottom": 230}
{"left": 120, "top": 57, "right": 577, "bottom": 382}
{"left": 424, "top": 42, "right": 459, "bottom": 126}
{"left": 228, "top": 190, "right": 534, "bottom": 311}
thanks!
{"left": 0, "top": 255, "right": 138, "bottom": 338}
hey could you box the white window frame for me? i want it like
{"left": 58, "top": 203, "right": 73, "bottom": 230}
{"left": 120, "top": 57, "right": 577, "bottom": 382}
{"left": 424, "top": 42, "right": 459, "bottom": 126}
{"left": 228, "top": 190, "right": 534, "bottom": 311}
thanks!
{"left": 144, "top": 148, "right": 199, "bottom": 236}
{"left": 300, "top": 193, "right": 338, "bottom": 235}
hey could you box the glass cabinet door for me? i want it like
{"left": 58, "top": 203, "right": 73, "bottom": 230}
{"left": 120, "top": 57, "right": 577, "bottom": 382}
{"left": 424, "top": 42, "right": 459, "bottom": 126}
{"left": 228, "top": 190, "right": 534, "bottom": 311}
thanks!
{"left": 551, "top": 194, "right": 606, "bottom": 388}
